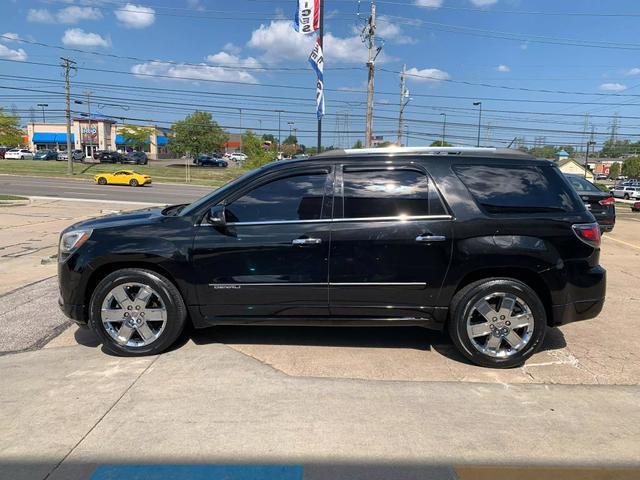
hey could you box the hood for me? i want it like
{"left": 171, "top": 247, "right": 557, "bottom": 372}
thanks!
{"left": 65, "top": 206, "right": 165, "bottom": 232}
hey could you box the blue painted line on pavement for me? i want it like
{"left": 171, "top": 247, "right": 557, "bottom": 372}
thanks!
{"left": 91, "top": 465, "right": 304, "bottom": 480}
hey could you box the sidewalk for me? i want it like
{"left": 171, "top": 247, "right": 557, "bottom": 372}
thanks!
{"left": 1, "top": 341, "right": 639, "bottom": 480}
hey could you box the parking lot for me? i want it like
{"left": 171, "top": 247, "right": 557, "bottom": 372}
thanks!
{"left": 1, "top": 198, "right": 639, "bottom": 479}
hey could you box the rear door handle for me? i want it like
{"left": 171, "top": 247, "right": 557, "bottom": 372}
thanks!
{"left": 415, "top": 235, "right": 447, "bottom": 243}
{"left": 292, "top": 237, "right": 322, "bottom": 246}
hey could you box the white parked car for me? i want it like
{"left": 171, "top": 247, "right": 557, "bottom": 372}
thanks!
{"left": 228, "top": 152, "right": 247, "bottom": 162}
{"left": 611, "top": 185, "right": 640, "bottom": 200}
{"left": 4, "top": 148, "right": 34, "bottom": 160}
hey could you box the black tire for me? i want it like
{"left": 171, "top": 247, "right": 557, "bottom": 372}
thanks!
{"left": 448, "top": 278, "right": 547, "bottom": 368}
{"left": 20, "top": 156, "right": 24, "bottom": 160}
{"left": 89, "top": 269, "right": 187, "bottom": 356}
{"left": 624, "top": 193, "right": 630, "bottom": 200}
{"left": 129, "top": 179, "right": 139, "bottom": 187}
{"left": 97, "top": 177, "right": 107, "bottom": 185}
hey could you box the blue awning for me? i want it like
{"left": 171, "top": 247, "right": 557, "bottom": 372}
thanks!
{"left": 157, "top": 136, "right": 168, "bottom": 146}
{"left": 32, "top": 133, "right": 75, "bottom": 143}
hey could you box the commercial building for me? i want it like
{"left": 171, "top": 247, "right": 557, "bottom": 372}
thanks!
{"left": 26, "top": 118, "right": 171, "bottom": 160}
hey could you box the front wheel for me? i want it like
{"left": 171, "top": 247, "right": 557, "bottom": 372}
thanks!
{"left": 129, "top": 179, "right": 139, "bottom": 187}
{"left": 448, "top": 278, "right": 546, "bottom": 368}
{"left": 89, "top": 269, "right": 187, "bottom": 356}
{"left": 624, "top": 193, "right": 630, "bottom": 200}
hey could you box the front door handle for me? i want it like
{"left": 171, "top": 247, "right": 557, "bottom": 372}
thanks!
{"left": 292, "top": 237, "right": 322, "bottom": 246}
{"left": 416, "top": 234, "right": 447, "bottom": 243}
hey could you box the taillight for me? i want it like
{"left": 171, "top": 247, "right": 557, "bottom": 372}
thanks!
{"left": 599, "top": 197, "right": 615, "bottom": 206}
{"left": 572, "top": 223, "right": 601, "bottom": 248}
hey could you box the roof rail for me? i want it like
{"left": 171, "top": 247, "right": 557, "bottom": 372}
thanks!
{"left": 341, "top": 146, "right": 497, "bottom": 155}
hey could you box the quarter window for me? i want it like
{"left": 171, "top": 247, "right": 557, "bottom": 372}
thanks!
{"left": 342, "top": 168, "right": 446, "bottom": 218}
{"left": 226, "top": 172, "right": 327, "bottom": 223}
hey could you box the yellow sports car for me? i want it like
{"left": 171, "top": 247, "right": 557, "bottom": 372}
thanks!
{"left": 94, "top": 170, "right": 152, "bottom": 187}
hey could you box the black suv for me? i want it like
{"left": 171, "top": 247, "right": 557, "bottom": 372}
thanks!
{"left": 58, "top": 147, "right": 606, "bottom": 368}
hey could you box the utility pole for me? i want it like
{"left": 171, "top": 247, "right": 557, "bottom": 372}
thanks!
{"left": 317, "top": 0, "right": 324, "bottom": 153}
{"left": 440, "top": 113, "right": 447, "bottom": 146}
{"left": 397, "top": 64, "right": 408, "bottom": 146}
{"left": 364, "top": 0, "right": 378, "bottom": 147}
{"left": 84, "top": 90, "right": 93, "bottom": 157}
{"left": 276, "top": 110, "right": 284, "bottom": 151}
{"left": 61, "top": 57, "right": 76, "bottom": 176}
{"left": 37, "top": 103, "right": 48, "bottom": 123}
{"left": 239, "top": 107, "right": 243, "bottom": 152}
{"left": 585, "top": 140, "right": 596, "bottom": 179}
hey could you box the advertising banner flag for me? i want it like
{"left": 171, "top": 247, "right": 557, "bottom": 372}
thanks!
{"left": 308, "top": 39, "right": 325, "bottom": 119}
{"left": 294, "top": 0, "right": 321, "bottom": 34}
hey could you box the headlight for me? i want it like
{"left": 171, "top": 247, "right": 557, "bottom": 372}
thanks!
{"left": 59, "top": 229, "right": 93, "bottom": 261}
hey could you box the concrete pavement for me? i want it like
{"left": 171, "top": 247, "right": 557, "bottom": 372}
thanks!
{"left": 1, "top": 341, "right": 639, "bottom": 480}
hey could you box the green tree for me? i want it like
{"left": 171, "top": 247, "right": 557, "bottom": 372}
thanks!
{"left": 352, "top": 140, "right": 363, "bottom": 149}
{"left": 242, "top": 130, "right": 273, "bottom": 168}
{"left": 169, "top": 111, "right": 228, "bottom": 158}
{"left": 608, "top": 162, "right": 621, "bottom": 179}
{"left": 622, "top": 156, "right": 640, "bottom": 178}
{"left": 118, "top": 125, "right": 151, "bottom": 151}
{"left": 0, "top": 108, "right": 25, "bottom": 146}
{"left": 430, "top": 140, "right": 453, "bottom": 147}
{"left": 283, "top": 135, "right": 297, "bottom": 146}
{"left": 261, "top": 134, "right": 276, "bottom": 143}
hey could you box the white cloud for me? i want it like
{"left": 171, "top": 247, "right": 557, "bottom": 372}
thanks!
{"left": 470, "top": 0, "right": 498, "bottom": 6}
{"left": 626, "top": 68, "right": 640, "bottom": 76}
{"left": 114, "top": 3, "right": 155, "bottom": 29}
{"left": 496, "top": 64, "right": 510, "bottom": 72}
{"left": 415, "top": 0, "right": 443, "bottom": 7}
{"left": 27, "top": 8, "right": 54, "bottom": 23}
{"left": 206, "top": 51, "right": 261, "bottom": 69}
{"left": 248, "top": 20, "right": 370, "bottom": 63}
{"left": 27, "top": 6, "right": 102, "bottom": 24}
{"left": 186, "top": 0, "right": 205, "bottom": 11}
{"left": 62, "top": 28, "right": 111, "bottom": 48}
{"left": 599, "top": 83, "right": 627, "bottom": 91}
{"left": 406, "top": 67, "right": 450, "bottom": 82}
{"left": 131, "top": 61, "right": 259, "bottom": 84}
{"left": 1, "top": 32, "right": 21, "bottom": 42}
{"left": 222, "top": 43, "right": 242, "bottom": 55}
{"left": 520, "top": 42, "right": 529, "bottom": 50}
{"left": 0, "top": 43, "right": 27, "bottom": 61}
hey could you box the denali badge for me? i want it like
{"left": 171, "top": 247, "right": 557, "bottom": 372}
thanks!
{"left": 210, "top": 284, "right": 241, "bottom": 289}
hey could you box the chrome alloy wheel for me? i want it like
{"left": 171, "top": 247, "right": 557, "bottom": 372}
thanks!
{"left": 466, "top": 292, "right": 535, "bottom": 358}
{"left": 101, "top": 282, "right": 167, "bottom": 348}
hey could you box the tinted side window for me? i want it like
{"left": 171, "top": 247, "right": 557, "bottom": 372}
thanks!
{"left": 565, "top": 175, "right": 600, "bottom": 193}
{"left": 226, "top": 172, "right": 327, "bottom": 222}
{"left": 454, "top": 164, "right": 578, "bottom": 213}
{"left": 342, "top": 168, "right": 446, "bottom": 218}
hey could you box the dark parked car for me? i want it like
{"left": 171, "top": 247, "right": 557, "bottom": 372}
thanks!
{"left": 123, "top": 151, "right": 148, "bottom": 165}
{"left": 0, "top": 147, "right": 6, "bottom": 159}
{"left": 58, "top": 147, "right": 606, "bottom": 368}
{"left": 564, "top": 174, "right": 615, "bottom": 233}
{"left": 34, "top": 149, "right": 58, "bottom": 161}
{"left": 95, "top": 151, "right": 124, "bottom": 163}
{"left": 194, "top": 154, "right": 228, "bottom": 167}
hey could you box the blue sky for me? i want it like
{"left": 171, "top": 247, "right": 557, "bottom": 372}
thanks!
{"left": 2, "top": 0, "right": 640, "bottom": 149}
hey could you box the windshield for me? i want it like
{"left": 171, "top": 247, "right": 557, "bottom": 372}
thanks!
{"left": 565, "top": 175, "right": 600, "bottom": 192}
{"left": 180, "top": 168, "right": 261, "bottom": 216}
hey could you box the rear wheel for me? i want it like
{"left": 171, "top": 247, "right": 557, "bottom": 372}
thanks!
{"left": 89, "top": 269, "right": 187, "bottom": 356}
{"left": 129, "top": 179, "right": 139, "bottom": 187}
{"left": 624, "top": 193, "right": 630, "bottom": 200}
{"left": 97, "top": 177, "right": 107, "bottom": 185}
{"left": 448, "top": 278, "right": 546, "bottom": 368}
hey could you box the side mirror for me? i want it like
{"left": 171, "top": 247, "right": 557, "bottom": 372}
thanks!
{"left": 207, "top": 205, "right": 226, "bottom": 226}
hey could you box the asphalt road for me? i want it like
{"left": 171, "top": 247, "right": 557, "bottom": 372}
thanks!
{"left": 0, "top": 174, "right": 213, "bottom": 205}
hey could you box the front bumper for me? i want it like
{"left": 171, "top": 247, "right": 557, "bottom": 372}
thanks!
{"left": 58, "top": 295, "right": 88, "bottom": 325}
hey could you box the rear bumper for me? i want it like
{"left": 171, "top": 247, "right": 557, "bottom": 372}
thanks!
{"left": 550, "top": 265, "right": 606, "bottom": 326}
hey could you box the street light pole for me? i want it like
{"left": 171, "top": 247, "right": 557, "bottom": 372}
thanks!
{"left": 440, "top": 113, "right": 447, "bottom": 146}
{"left": 37, "top": 104, "right": 48, "bottom": 123}
{"left": 473, "top": 101, "right": 482, "bottom": 147}
{"left": 584, "top": 141, "right": 596, "bottom": 179}
{"left": 275, "top": 110, "right": 284, "bottom": 149}
{"left": 288, "top": 121, "right": 294, "bottom": 138}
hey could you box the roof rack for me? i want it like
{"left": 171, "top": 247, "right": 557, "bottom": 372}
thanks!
{"left": 313, "top": 146, "right": 537, "bottom": 159}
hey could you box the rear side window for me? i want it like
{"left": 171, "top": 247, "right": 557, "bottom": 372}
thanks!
{"left": 226, "top": 172, "right": 327, "bottom": 223}
{"left": 454, "top": 164, "right": 578, "bottom": 214}
{"left": 342, "top": 168, "right": 447, "bottom": 218}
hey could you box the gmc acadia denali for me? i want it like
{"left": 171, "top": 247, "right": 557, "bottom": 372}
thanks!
{"left": 58, "top": 147, "right": 606, "bottom": 368}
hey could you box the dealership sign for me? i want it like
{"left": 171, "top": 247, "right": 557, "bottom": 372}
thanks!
{"left": 294, "top": 0, "right": 320, "bottom": 34}
{"left": 81, "top": 125, "right": 98, "bottom": 143}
